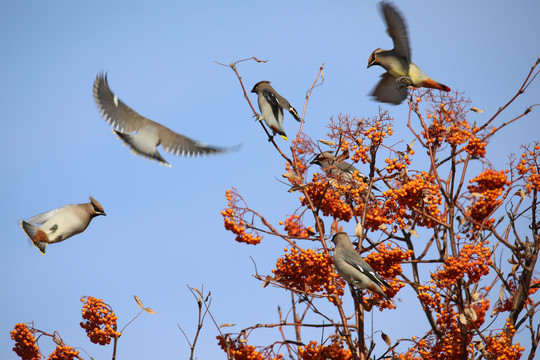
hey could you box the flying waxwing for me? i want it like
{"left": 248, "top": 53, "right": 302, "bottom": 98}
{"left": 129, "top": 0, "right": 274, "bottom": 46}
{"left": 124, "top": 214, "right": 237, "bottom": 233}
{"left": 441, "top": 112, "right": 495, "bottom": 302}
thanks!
{"left": 367, "top": 2, "right": 451, "bottom": 105}
{"left": 251, "top": 81, "right": 301, "bottom": 141}
{"left": 332, "top": 232, "right": 391, "bottom": 300}
{"left": 311, "top": 151, "right": 380, "bottom": 192}
{"left": 20, "top": 196, "right": 106, "bottom": 254}
{"left": 93, "top": 73, "right": 235, "bottom": 167}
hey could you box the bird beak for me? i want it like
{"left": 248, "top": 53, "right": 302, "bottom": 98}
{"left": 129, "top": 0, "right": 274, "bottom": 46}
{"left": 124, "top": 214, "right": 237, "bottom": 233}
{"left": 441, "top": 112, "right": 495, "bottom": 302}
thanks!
{"left": 367, "top": 62, "right": 373, "bottom": 68}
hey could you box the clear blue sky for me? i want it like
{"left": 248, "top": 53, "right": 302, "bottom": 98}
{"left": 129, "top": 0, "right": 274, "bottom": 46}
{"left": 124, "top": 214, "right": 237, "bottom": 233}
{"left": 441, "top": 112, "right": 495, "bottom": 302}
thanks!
{"left": 1, "top": 0, "right": 539, "bottom": 358}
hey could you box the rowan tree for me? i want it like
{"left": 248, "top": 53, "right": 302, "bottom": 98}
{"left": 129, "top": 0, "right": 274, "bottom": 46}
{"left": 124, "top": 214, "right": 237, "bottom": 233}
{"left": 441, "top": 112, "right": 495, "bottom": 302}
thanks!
{"left": 217, "top": 57, "right": 540, "bottom": 360}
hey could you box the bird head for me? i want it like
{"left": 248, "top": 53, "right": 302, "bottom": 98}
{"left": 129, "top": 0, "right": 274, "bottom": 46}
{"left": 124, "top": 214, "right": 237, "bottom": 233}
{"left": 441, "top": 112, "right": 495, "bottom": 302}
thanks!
{"left": 89, "top": 196, "right": 106, "bottom": 217}
{"left": 367, "top": 49, "right": 383, "bottom": 68}
{"left": 251, "top": 80, "right": 271, "bottom": 93}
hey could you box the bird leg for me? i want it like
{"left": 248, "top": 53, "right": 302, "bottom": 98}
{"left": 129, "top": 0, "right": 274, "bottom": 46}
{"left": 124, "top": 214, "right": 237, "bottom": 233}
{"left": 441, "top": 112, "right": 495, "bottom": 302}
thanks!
{"left": 396, "top": 76, "right": 413, "bottom": 90}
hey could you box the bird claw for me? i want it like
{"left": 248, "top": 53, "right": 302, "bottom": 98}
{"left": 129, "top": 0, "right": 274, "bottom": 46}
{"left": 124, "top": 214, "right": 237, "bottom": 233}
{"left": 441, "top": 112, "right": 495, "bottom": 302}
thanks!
{"left": 395, "top": 76, "right": 413, "bottom": 90}
{"left": 254, "top": 114, "right": 264, "bottom": 122}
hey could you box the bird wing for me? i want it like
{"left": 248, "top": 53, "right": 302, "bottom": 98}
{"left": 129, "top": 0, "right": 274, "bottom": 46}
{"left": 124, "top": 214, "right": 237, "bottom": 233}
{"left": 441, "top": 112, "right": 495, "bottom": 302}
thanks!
{"left": 371, "top": 72, "right": 409, "bottom": 105}
{"left": 381, "top": 2, "right": 411, "bottom": 63}
{"left": 93, "top": 73, "right": 149, "bottom": 133}
{"left": 262, "top": 88, "right": 283, "bottom": 123}
{"left": 25, "top": 206, "right": 70, "bottom": 225}
{"left": 342, "top": 250, "right": 390, "bottom": 288}
{"left": 157, "top": 123, "right": 232, "bottom": 157}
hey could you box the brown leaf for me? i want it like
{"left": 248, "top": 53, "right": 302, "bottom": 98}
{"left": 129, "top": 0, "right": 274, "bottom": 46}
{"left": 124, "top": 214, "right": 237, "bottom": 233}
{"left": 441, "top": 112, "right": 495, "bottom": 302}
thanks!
{"left": 143, "top": 307, "right": 156, "bottom": 314}
{"left": 470, "top": 107, "right": 484, "bottom": 113}
{"left": 514, "top": 189, "right": 526, "bottom": 199}
{"left": 499, "top": 286, "right": 505, "bottom": 303}
{"left": 459, "top": 313, "right": 468, "bottom": 325}
{"left": 381, "top": 332, "right": 392, "bottom": 347}
{"left": 354, "top": 223, "right": 364, "bottom": 238}
{"left": 282, "top": 172, "right": 302, "bottom": 181}
{"left": 407, "top": 139, "right": 416, "bottom": 153}
{"left": 409, "top": 229, "right": 418, "bottom": 238}
{"left": 471, "top": 293, "right": 480, "bottom": 302}
{"left": 288, "top": 184, "right": 308, "bottom": 193}
{"left": 470, "top": 192, "right": 484, "bottom": 198}
{"left": 318, "top": 139, "right": 336, "bottom": 146}
{"left": 220, "top": 323, "right": 236, "bottom": 328}
{"left": 262, "top": 275, "right": 272, "bottom": 288}
{"left": 134, "top": 295, "right": 144, "bottom": 309}
{"left": 378, "top": 224, "right": 388, "bottom": 231}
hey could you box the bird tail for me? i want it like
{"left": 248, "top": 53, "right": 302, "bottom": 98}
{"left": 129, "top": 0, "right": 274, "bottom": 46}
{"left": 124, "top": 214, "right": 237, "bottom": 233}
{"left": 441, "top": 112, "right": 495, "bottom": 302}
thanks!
{"left": 20, "top": 221, "right": 47, "bottom": 254}
{"left": 421, "top": 78, "right": 451, "bottom": 92}
{"left": 289, "top": 106, "right": 301, "bottom": 122}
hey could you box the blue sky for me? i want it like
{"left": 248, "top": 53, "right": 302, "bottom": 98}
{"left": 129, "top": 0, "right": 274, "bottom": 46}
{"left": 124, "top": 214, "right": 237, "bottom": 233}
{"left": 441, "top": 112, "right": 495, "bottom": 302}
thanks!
{"left": 1, "top": 0, "right": 539, "bottom": 358}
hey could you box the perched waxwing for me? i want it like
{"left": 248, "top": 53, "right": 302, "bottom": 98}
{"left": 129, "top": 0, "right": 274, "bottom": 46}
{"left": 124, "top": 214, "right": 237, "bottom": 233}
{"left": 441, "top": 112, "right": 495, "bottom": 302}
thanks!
{"left": 332, "top": 232, "right": 391, "bottom": 300}
{"left": 20, "top": 196, "right": 106, "bottom": 254}
{"left": 311, "top": 151, "right": 380, "bottom": 192}
{"left": 93, "top": 73, "right": 234, "bottom": 167}
{"left": 251, "top": 81, "right": 301, "bottom": 141}
{"left": 367, "top": 2, "right": 451, "bottom": 104}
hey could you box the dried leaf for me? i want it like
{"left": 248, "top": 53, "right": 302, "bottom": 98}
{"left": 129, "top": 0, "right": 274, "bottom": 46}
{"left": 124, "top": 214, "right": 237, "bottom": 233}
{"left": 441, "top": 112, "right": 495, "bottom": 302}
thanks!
{"left": 475, "top": 341, "right": 484, "bottom": 350}
{"left": 470, "top": 107, "right": 484, "bottom": 113}
{"left": 262, "top": 275, "right": 272, "bottom": 288}
{"left": 378, "top": 224, "right": 388, "bottom": 230}
{"left": 318, "top": 139, "right": 336, "bottom": 146}
{"left": 508, "top": 257, "right": 518, "bottom": 265}
{"left": 514, "top": 189, "right": 526, "bottom": 199}
{"left": 471, "top": 293, "right": 480, "bottom": 302}
{"left": 134, "top": 295, "right": 144, "bottom": 309}
{"left": 282, "top": 172, "right": 302, "bottom": 181}
{"left": 407, "top": 139, "right": 416, "bottom": 153}
{"left": 459, "top": 313, "right": 468, "bottom": 325}
{"left": 465, "top": 307, "right": 477, "bottom": 321}
{"left": 354, "top": 223, "right": 364, "bottom": 238}
{"left": 470, "top": 192, "right": 484, "bottom": 198}
{"left": 288, "top": 184, "right": 308, "bottom": 193}
{"left": 511, "top": 264, "right": 519, "bottom": 275}
{"left": 238, "top": 339, "right": 247, "bottom": 343}
{"left": 220, "top": 323, "right": 235, "bottom": 328}
{"left": 143, "top": 307, "right": 156, "bottom": 314}
{"left": 409, "top": 229, "right": 418, "bottom": 238}
{"left": 381, "top": 332, "right": 392, "bottom": 347}
{"left": 192, "top": 288, "right": 203, "bottom": 298}
{"left": 499, "top": 286, "right": 505, "bottom": 303}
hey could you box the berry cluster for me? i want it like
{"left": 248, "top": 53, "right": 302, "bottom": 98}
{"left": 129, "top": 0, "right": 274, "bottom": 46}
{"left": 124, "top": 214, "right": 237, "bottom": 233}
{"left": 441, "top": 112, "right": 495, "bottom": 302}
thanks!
{"left": 516, "top": 143, "right": 540, "bottom": 193}
{"left": 47, "top": 345, "right": 79, "bottom": 360}
{"left": 216, "top": 336, "right": 284, "bottom": 360}
{"left": 482, "top": 321, "right": 524, "bottom": 360}
{"left": 327, "top": 112, "right": 393, "bottom": 164}
{"left": 10, "top": 323, "right": 40, "bottom": 360}
{"left": 80, "top": 296, "right": 121, "bottom": 345}
{"left": 432, "top": 242, "right": 492, "bottom": 286}
{"left": 286, "top": 133, "right": 316, "bottom": 176}
{"left": 298, "top": 339, "right": 352, "bottom": 360}
{"left": 281, "top": 215, "right": 312, "bottom": 238}
{"left": 221, "top": 189, "right": 262, "bottom": 245}
{"left": 273, "top": 247, "right": 345, "bottom": 304}
{"left": 466, "top": 169, "right": 509, "bottom": 229}
{"left": 301, "top": 174, "right": 353, "bottom": 222}
{"left": 383, "top": 172, "right": 442, "bottom": 229}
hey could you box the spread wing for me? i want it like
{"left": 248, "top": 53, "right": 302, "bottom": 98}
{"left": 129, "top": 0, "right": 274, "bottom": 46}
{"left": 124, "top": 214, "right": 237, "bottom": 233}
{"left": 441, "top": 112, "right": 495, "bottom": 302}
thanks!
{"left": 371, "top": 72, "right": 409, "bottom": 105}
{"left": 381, "top": 2, "right": 411, "bottom": 63}
{"left": 93, "top": 72, "right": 149, "bottom": 133}
{"left": 158, "top": 124, "right": 232, "bottom": 157}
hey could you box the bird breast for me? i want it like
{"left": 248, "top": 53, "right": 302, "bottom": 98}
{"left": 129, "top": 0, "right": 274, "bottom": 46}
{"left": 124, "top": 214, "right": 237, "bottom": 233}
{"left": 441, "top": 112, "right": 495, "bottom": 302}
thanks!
{"left": 40, "top": 208, "right": 88, "bottom": 243}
